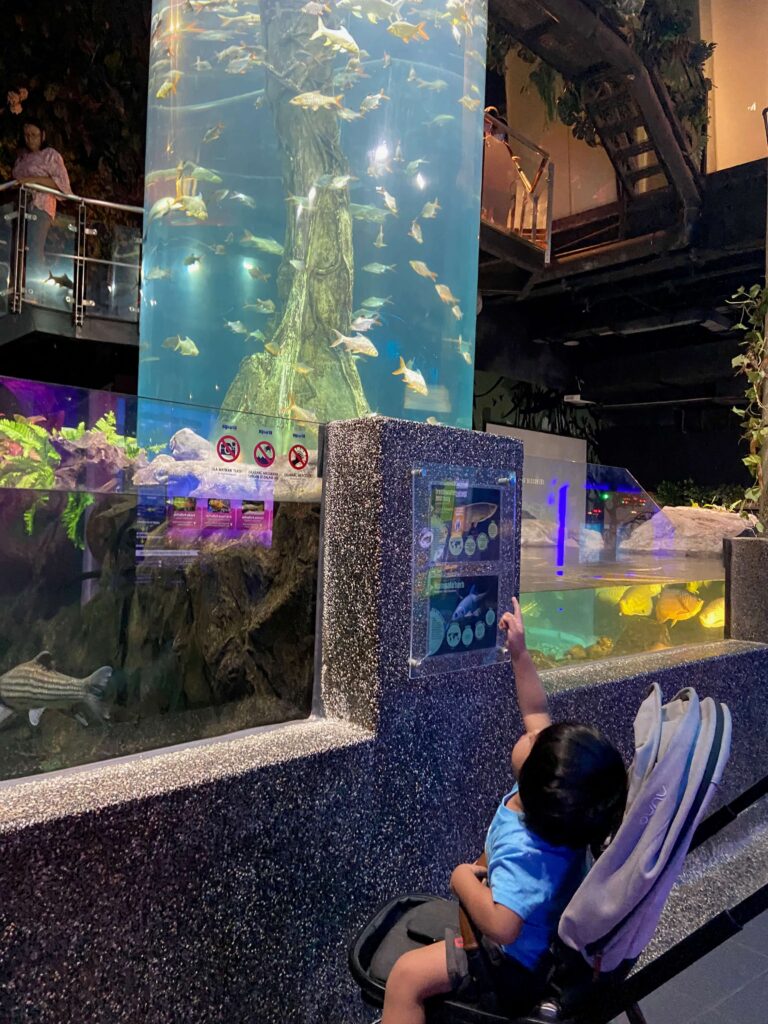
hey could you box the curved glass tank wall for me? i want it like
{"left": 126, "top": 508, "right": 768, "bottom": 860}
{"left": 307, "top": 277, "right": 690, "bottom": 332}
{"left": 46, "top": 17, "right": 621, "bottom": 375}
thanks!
{"left": 519, "top": 457, "right": 727, "bottom": 668}
{"left": 0, "top": 376, "right": 319, "bottom": 780}
{"left": 140, "top": 0, "right": 487, "bottom": 434}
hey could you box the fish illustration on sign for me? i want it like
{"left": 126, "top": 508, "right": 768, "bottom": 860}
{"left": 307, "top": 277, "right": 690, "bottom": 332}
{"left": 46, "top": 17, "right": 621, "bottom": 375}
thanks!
{"left": 393, "top": 356, "right": 428, "bottom": 395}
{"left": 451, "top": 585, "right": 486, "bottom": 621}
{"left": 0, "top": 652, "right": 111, "bottom": 727}
{"left": 450, "top": 502, "right": 497, "bottom": 535}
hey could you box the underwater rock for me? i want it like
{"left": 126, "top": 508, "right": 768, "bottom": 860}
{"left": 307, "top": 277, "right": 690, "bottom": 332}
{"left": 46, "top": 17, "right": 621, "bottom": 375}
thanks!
{"left": 52, "top": 430, "right": 134, "bottom": 491}
{"left": 169, "top": 428, "right": 211, "bottom": 461}
{"left": 613, "top": 617, "right": 671, "bottom": 656}
{"left": 619, "top": 506, "right": 757, "bottom": 556}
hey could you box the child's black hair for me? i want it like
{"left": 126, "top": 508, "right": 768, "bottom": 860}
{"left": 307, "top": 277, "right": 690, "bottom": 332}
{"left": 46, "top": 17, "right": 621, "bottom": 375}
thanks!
{"left": 518, "top": 722, "right": 627, "bottom": 850}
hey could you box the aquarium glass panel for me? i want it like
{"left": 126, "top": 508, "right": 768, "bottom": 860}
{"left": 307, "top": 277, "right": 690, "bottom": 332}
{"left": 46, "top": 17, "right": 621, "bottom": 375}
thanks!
{"left": 0, "top": 192, "right": 13, "bottom": 315}
{"left": 24, "top": 198, "right": 77, "bottom": 310}
{"left": 83, "top": 215, "right": 142, "bottom": 322}
{"left": 0, "top": 377, "right": 321, "bottom": 780}
{"left": 0, "top": 486, "right": 318, "bottom": 780}
{"left": 140, "top": 0, "right": 487, "bottom": 433}
{"left": 0, "top": 374, "right": 320, "bottom": 502}
{"left": 519, "top": 456, "right": 726, "bottom": 664}
{"left": 410, "top": 463, "right": 516, "bottom": 678}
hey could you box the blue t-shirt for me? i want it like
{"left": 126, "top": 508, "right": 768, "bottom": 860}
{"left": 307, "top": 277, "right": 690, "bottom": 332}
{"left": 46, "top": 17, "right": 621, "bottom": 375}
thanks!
{"left": 484, "top": 787, "right": 588, "bottom": 970}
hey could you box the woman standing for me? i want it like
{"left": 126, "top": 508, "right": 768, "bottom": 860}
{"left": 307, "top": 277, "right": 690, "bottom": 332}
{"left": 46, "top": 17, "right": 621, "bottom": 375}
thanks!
{"left": 12, "top": 119, "right": 71, "bottom": 283}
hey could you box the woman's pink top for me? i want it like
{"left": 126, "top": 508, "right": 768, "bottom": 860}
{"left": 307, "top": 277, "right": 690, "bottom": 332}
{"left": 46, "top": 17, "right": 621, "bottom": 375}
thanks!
{"left": 12, "top": 148, "right": 71, "bottom": 219}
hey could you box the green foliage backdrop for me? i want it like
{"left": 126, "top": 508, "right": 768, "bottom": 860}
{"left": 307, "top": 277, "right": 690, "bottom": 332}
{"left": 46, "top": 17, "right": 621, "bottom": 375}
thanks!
{"left": 0, "top": 4, "right": 150, "bottom": 204}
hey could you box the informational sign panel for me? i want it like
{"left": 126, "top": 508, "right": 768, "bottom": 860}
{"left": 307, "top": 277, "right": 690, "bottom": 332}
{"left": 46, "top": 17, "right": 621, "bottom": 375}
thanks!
{"left": 410, "top": 464, "right": 517, "bottom": 679}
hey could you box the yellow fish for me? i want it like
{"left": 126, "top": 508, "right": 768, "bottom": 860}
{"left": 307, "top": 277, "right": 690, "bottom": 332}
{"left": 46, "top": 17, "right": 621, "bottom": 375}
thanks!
{"left": 387, "top": 19, "right": 429, "bottom": 42}
{"left": 458, "top": 95, "right": 481, "bottom": 111}
{"left": 156, "top": 71, "right": 182, "bottom": 99}
{"left": 290, "top": 91, "right": 343, "bottom": 111}
{"left": 409, "top": 259, "right": 437, "bottom": 281}
{"left": 596, "top": 586, "right": 629, "bottom": 605}
{"left": 619, "top": 585, "right": 661, "bottom": 617}
{"left": 450, "top": 304, "right": 462, "bottom": 321}
{"left": 174, "top": 193, "right": 208, "bottom": 220}
{"left": 265, "top": 342, "right": 281, "bottom": 355}
{"left": 656, "top": 588, "right": 704, "bottom": 625}
{"left": 373, "top": 225, "right": 387, "bottom": 249}
{"left": 282, "top": 393, "right": 318, "bottom": 422}
{"left": 420, "top": 198, "right": 441, "bottom": 219}
{"left": 435, "top": 283, "right": 459, "bottom": 304}
{"left": 310, "top": 17, "right": 360, "bottom": 55}
{"left": 699, "top": 597, "right": 725, "bottom": 629}
{"left": 393, "top": 356, "right": 428, "bottom": 396}
{"left": 376, "top": 187, "right": 398, "bottom": 215}
{"left": 409, "top": 220, "right": 423, "bottom": 244}
{"left": 162, "top": 335, "right": 199, "bottom": 357}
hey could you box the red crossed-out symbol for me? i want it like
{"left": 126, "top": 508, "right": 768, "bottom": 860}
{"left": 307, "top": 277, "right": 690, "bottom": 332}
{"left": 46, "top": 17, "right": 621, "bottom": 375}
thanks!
{"left": 217, "top": 435, "right": 240, "bottom": 463}
{"left": 288, "top": 444, "right": 309, "bottom": 471}
{"left": 253, "top": 440, "right": 276, "bottom": 468}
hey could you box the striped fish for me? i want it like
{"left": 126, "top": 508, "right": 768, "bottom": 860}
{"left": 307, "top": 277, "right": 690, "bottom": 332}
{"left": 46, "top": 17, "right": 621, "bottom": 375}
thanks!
{"left": 0, "top": 652, "right": 111, "bottom": 727}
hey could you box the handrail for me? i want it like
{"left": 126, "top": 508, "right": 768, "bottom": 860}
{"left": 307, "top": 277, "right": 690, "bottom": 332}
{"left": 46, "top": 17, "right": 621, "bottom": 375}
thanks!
{"left": 0, "top": 179, "right": 142, "bottom": 215}
{"left": 0, "top": 183, "right": 142, "bottom": 325}
{"left": 481, "top": 112, "right": 554, "bottom": 263}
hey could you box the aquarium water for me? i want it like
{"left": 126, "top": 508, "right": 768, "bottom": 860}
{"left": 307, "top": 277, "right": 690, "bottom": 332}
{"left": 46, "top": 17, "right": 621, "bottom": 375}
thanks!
{"left": 140, "top": 0, "right": 487, "bottom": 432}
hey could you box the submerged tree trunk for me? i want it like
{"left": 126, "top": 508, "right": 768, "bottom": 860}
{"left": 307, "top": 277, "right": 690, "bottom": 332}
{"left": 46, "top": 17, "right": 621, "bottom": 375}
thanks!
{"left": 222, "top": 2, "right": 369, "bottom": 437}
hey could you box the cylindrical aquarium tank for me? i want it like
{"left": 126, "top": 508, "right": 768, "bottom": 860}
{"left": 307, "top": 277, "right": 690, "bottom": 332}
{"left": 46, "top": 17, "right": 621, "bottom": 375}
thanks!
{"left": 140, "top": 0, "right": 487, "bottom": 433}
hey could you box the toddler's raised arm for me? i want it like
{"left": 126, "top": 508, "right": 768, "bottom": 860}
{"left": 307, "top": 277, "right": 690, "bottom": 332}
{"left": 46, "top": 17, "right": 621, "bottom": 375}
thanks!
{"left": 499, "top": 597, "right": 551, "bottom": 735}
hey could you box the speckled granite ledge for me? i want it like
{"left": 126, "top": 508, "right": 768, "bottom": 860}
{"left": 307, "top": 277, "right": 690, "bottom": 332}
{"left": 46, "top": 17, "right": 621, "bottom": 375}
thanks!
{"left": 0, "top": 716, "right": 372, "bottom": 833}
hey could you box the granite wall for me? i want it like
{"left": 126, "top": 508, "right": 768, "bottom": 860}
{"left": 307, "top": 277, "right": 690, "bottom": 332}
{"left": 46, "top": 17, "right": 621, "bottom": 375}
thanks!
{"left": 1, "top": 418, "right": 766, "bottom": 1024}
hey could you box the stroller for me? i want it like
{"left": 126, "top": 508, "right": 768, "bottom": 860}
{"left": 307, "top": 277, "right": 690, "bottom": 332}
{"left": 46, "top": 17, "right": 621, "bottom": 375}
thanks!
{"left": 349, "top": 685, "right": 731, "bottom": 1024}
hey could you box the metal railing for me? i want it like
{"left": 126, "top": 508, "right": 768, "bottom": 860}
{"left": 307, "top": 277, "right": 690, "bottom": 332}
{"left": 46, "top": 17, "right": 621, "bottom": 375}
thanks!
{"left": 481, "top": 111, "right": 554, "bottom": 264}
{"left": 0, "top": 181, "right": 143, "bottom": 327}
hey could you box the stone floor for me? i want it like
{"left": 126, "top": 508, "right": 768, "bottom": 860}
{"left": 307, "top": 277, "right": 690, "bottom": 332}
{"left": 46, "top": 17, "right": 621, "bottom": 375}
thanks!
{"left": 614, "top": 910, "right": 768, "bottom": 1024}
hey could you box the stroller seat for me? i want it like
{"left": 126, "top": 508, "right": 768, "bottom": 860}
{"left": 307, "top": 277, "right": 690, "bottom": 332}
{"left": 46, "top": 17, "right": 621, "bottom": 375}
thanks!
{"left": 348, "top": 892, "right": 620, "bottom": 1024}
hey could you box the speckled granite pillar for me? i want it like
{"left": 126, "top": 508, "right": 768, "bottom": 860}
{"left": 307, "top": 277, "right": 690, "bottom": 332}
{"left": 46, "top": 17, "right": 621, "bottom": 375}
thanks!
{"left": 320, "top": 416, "right": 523, "bottom": 729}
{"left": 725, "top": 536, "right": 768, "bottom": 643}
{"left": 0, "top": 419, "right": 767, "bottom": 1024}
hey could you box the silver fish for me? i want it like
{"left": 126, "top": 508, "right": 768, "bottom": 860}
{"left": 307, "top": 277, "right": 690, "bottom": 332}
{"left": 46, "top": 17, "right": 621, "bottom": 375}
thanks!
{"left": 0, "top": 652, "right": 111, "bottom": 726}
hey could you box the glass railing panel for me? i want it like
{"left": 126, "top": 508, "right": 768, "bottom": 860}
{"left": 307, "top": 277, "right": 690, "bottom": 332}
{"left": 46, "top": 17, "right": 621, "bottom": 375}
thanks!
{"left": 481, "top": 115, "right": 552, "bottom": 259}
{"left": 519, "top": 455, "right": 726, "bottom": 665}
{"left": 0, "top": 376, "right": 321, "bottom": 780}
{"left": 83, "top": 212, "right": 141, "bottom": 322}
{"left": 23, "top": 196, "right": 78, "bottom": 310}
{"left": 0, "top": 192, "right": 15, "bottom": 316}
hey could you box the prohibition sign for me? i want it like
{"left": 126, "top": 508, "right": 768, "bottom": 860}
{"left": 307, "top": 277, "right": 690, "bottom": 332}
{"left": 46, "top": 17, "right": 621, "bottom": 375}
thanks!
{"left": 253, "top": 440, "right": 276, "bottom": 468}
{"left": 288, "top": 443, "right": 309, "bottom": 471}
{"left": 217, "top": 435, "right": 240, "bottom": 463}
